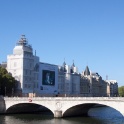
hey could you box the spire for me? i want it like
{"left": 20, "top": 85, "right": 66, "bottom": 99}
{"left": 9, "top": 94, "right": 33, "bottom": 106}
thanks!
{"left": 71, "top": 60, "right": 75, "bottom": 73}
{"left": 72, "top": 60, "right": 75, "bottom": 67}
{"left": 63, "top": 58, "right": 66, "bottom": 72}
{"left": 63, "top": 58, "right": 66, "bottom": 67}
{"left": 84, "top": 66, "right": 90, "bottom": 75}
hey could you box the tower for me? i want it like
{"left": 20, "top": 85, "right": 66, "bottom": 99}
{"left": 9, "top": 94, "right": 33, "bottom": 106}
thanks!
{"left": 7, "top": 35, "right": 38, "bottom": 96}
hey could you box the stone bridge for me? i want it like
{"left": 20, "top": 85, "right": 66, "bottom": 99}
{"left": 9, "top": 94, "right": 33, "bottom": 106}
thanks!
{"left": 1, "top": 97, "right": 124, "bottom": 118}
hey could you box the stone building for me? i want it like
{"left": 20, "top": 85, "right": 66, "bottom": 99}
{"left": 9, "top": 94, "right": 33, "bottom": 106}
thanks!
{"left": 80, "top": 66, "right": 109, "bottom": 97}
{"left": 7, "top": 35, "right": 39, "bottom": 96}
{"left": 58, "top": 61, "right": 80, "bottom": 96}
{"left": 2, "top": 35, "right": 118, "bottom": 97}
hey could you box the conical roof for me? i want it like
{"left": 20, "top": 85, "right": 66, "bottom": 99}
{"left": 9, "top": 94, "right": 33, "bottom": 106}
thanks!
{"left": 84, "top": 66, "right": 90, "bottom": 75}
{"left": 62, "top": 61, "right": 67, "bottom": 72}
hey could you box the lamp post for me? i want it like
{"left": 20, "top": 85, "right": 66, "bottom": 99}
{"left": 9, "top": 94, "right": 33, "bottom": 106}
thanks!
{"left": 5, "top": 87, "right": 6, "bottom": 96}
{"left": 12, "top": 88, "right": 14, "bottom": 97}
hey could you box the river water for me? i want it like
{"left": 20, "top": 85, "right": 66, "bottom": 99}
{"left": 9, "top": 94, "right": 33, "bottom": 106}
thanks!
{"left": 0, "top": 107, "right": 124, "bottom": 124}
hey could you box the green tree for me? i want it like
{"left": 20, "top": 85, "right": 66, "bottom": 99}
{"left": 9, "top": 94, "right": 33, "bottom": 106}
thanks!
{"left": 0, "top": 67, "right": 16, "bottom": 96}
{"left": 118, "top": 86, "right": 124, "bottom": 97}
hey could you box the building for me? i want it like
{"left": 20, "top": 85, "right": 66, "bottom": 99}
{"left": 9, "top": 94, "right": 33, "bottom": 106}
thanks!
{"left": 7, "top": 35, "right": 39, "bottom": 96}
{"left": 106, "top": 80, "right": 118, "bottom": 97}
{"left": 58, "top": 61, "right": 80, "bottom": 97}
{"left": 81, "top": 66, "right": 109, "bottom": 97}
{"left": 5, "top": 35, "right": 118, "bottom": 97}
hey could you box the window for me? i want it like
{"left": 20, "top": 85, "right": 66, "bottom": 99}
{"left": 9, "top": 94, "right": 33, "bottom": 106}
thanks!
{"left": 30, "top": 70, "right": 31, "bottom": 75}
{"left": 30, "top": 63, "right": 32, "bottom": 68}
{"left": 14, "top": 62, "right": 17, "bottom": 67}
{"left": 28, "top": 84, "right": 31, "bottom": 88}
{"left": 25, "top": 70, "right": 28, "bottom": 75}
{"left": 24, "top": 84, "right": 27, "bottom": 88}
{"left": 25, "top": 77, "right": 27, "bottom": 81}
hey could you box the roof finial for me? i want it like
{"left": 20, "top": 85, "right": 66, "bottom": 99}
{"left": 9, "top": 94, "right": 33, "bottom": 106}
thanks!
{"left": 63, "top": 58, "right": 66, "bottom": 66}
{"left": 106, "top": 75, "right": 108, "bottom": 80}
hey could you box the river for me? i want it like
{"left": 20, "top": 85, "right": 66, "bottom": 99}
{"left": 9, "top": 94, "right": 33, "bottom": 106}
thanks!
{"left": 0, "top": 107, "right": 124, "bottom": 124}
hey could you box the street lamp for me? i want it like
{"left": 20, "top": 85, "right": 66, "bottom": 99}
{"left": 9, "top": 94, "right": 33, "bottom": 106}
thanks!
{"left": 5, "top": 87, "right": 6, "bottom": 96}
{"left": 12, "top": 88, "right": 14, "bottom": 97}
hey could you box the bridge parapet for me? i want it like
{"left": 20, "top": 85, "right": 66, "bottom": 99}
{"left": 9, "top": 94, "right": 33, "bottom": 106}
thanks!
{"left": 4, "top": 97, "right": 124, "bottom": 101}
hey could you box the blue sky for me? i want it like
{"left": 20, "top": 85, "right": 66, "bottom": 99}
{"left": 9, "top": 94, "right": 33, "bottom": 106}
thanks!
{"left": 0, "top": 0, "right": 124, "bottom": 86}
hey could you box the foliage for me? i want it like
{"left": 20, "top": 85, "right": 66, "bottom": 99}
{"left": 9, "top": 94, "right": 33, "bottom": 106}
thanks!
{"left": 118, "top": 86, "right": 124, "bottom": 97}
{"left": 0, "top": 67, "right": 16, "bottom": 96}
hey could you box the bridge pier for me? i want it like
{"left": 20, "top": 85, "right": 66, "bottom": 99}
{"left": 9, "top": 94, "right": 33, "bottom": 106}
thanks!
{"left": 54, "top": 110, "right": 62, "bottom": 118}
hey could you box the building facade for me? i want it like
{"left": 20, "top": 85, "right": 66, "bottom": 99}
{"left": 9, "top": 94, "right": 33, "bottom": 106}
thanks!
{"left": 7, "top": 35, "right": 39, "bottom": 96}
{"left": 80, "top": 66, "right": 108, "bottom": 97}
{"left": 5, "top": 35, "right": 118, "bottom": 97}
{"left": 106, "top": 80, "right": 118, "bottom": 97}
{"left": 58, "top": 62, "right": 80, "bottom": 97}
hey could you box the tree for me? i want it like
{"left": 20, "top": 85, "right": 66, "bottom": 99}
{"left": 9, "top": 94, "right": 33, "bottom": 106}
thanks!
{"left": 0, "top": 67, "right": 16, "bottom": 96}
{"left": 118, "top": 86, "right": 124, "bottom": 97}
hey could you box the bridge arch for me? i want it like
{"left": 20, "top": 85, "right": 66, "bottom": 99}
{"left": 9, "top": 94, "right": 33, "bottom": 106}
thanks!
{"left": 6, "top": 102, "right": 54, "bottom": 115}
{"left": 62, "top": 101, "right": 124, "bottom": 117}
{"left": 5, "top": 99, "right": 55, "bottom": 116}
{"left": 63, "top": 103, "right": 98, "bottom": 117}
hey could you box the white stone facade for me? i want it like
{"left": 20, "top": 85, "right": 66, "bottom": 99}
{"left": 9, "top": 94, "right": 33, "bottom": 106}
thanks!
{"left": 6, "top": 35, "right": 118, "bottom": 97}
{"left": 7, "top": 35, "right": 40, "bottom": 96}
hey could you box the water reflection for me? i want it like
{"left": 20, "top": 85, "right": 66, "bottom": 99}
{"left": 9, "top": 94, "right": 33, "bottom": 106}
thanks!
{"left": 1, "top": 114, "right": 124, "bottom": 124}
{"left": 4, "top": 114, "right": 53, "bottom": 124}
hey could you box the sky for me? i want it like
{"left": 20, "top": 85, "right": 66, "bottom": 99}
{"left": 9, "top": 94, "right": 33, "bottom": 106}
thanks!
{"left": 0, "top": 0, "right": 124, "bottom": 86}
